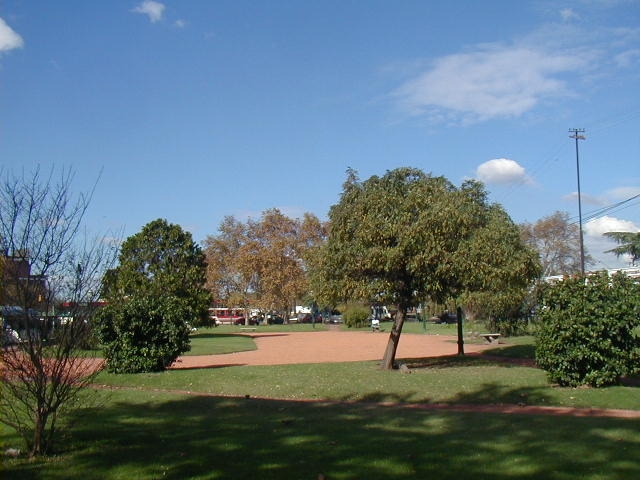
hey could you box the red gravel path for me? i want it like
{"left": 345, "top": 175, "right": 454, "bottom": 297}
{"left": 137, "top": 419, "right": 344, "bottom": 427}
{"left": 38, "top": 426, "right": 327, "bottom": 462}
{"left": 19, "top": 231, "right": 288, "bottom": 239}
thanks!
{"left": 171, "top": 330, "right": 495, "bottom": 369}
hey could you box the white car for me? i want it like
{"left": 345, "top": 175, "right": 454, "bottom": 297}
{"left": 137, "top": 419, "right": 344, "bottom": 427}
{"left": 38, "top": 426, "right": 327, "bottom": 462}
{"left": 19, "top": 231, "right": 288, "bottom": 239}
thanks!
{"left": 2, "top": 327, "right": 21, "bottom": 345}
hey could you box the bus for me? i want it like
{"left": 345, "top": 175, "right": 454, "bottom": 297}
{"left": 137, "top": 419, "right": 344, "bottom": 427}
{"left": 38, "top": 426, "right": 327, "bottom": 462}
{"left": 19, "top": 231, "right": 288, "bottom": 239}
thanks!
{"left": 208, "top": 307, "right": 245, "bottom": 326}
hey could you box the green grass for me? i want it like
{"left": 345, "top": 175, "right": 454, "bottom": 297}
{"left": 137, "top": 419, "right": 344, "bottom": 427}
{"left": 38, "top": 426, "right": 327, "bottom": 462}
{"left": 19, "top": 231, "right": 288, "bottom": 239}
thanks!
{"left": 211, "top": 323, "right": 329, "bottom": 333}
{"left": 3, "top": 334, "right": 639, "bottom": 479}
{"left": 91, "top": 353, "right": 638, "bottom": 411}
{"left": 185, "top": 330, "right": 256, "bottom": 356}
{"left": 347, "top": 318, "right": 486, "bottom": 335}
{"left": 2, "top": 388, "right": 639, "bottom": 480}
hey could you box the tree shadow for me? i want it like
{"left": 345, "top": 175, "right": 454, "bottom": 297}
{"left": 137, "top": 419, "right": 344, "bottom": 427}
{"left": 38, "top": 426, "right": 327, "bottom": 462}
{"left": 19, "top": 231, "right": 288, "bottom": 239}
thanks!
{"left": 189, "top": 333, "right": 240, "bottom": 339}
{"left": 481, "top": 343, "right": 537, "bottom": 360}
{"left": 6, "top": 391, "right": 639, "bottom": 479}
{"left": 189, "top": 333, "right": 291, "bottom": 340}
{"left": 398, "top": 354, "right": 525, "bottom": 370}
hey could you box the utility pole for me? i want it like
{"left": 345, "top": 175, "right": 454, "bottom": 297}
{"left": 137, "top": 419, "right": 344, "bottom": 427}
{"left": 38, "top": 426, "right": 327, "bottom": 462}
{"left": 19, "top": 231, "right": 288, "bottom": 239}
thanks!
{"left": 569, "top": 128, "right": 586, "bottom": 275}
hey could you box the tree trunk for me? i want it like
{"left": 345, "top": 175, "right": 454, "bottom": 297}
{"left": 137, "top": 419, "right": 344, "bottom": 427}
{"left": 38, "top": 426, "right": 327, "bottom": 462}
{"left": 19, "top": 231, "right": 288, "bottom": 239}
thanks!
{"left": 456, "top": 306, "right": 464, "bottom": 356}
{"left": 381, "top": 308, "right": 406, "bottom": 370}
{"left": 32, "top": 411, "right": 47, "bottom": 456}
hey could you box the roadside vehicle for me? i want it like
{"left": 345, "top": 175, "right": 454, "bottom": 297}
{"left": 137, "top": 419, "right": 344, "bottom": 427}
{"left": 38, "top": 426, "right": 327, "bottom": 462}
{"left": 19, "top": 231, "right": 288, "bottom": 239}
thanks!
{"left": 208, "top": 307, "right": 245, "bottom": 326}
{"left": 266, "top": 313, "right": 284, "bottom": 324}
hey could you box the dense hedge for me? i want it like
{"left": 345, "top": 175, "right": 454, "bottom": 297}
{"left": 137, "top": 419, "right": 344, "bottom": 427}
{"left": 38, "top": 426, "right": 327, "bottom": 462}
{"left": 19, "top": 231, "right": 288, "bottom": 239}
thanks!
{"left": 96, "top": 295, "right": 192, "bottom": 373}
{"left": 535, "top": 272, "right": 640, "bottom": 387}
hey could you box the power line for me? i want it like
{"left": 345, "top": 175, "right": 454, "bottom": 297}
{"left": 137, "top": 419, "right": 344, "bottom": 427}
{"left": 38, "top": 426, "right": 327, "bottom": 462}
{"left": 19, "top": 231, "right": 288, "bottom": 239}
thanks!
{"left": 569, "top": 193, "right": 640, "bottom": 224}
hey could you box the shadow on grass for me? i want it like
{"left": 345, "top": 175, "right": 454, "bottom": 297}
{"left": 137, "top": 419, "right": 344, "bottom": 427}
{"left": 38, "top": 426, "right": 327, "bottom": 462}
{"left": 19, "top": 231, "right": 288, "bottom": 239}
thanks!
{"left": 5, "top": 390, "right": 640, "bottom": 480}
{"left": 482, "top": 343, "right": 537, "bottom": 359}
{"left": 189, "top": 333, "right": 291, "bottom": 340}
{"left": 353, "top": 381, "right": 556, "bottom": 408}
{"left": 189, "top": 333, "right": 245, "bottom": 340}
{"left": 399, "top": 354, "right": 523, "bottom": 370}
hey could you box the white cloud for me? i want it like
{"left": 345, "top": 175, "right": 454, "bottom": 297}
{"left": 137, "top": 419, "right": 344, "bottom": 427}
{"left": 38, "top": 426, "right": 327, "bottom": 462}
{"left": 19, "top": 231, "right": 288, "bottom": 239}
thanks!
{"left": 563, "top": 191, "right": 606, "bottom": 206}
{"left": 614, "top": 48, "right": 640, "bottom": 67}
{"left": 476, "top": 158, "right": 532, "bottom": 185}
{"left": 584, "top": 216, "right": 639, "bottom": 269}
{"left": 560, "top": 8, "right": 579, "bottom": 22}
{"left": 0, "top": 17, "right": 23, "bottom": 52}
{"left": 174, "top": 19, "right": 187, "bottom": 29}
{"left": 132, "top": 1, "right": 165, "bottom": 23}
{"left": 392, "top": 45, "right": 586, "bottom": 124}
{"left": 585, "top": 216, "right": 639, "bottom": 237}
{"left": 389, "top": 13, "right": 640, "bottom": 125}
{"left": 607, "top": 186, "right": 640, "bottom": 200}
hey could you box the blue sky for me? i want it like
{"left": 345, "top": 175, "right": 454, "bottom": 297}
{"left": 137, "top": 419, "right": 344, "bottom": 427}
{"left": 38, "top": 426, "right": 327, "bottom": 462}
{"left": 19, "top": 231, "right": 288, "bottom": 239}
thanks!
{"left": 1, "top": 0, "right": 639, "bottom": 270}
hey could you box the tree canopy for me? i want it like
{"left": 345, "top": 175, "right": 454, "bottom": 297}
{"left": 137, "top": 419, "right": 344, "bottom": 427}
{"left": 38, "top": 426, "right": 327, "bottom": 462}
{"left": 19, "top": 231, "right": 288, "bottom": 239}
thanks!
{"left": 103, "top": 218, "right": 210, "bottom": 325}
{"left": 204, "top": 209, "right": 327, "bottom": 317}
{"left": 604, "top": 231, "right": 640, "bottom": 266}
{"left": 98, "top": 219, "right": 210, "bottom": 373}
{"left": 310, "top": 167, "right": 540, "bottom": 369}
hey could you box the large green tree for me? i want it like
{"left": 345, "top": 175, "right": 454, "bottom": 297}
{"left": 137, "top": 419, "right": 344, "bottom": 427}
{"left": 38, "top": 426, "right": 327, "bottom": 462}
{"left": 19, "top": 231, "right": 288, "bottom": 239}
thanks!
{"left": 310, "top": 168, "right": 540, "bottom": 370}
{"left": 103, "top": 218, "right": 210, "bottom": 325}
{"left": 98, "top": 219, "right": 210, "bottom": 373}
{"left": 604, "top": 231, "right": 640, "bottom": 266}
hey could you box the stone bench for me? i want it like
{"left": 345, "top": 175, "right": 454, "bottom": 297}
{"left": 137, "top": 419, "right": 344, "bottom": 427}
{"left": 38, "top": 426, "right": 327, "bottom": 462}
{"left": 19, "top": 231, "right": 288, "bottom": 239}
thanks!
{"left": 480, "top": 333, "right": 501, "bottom": 344}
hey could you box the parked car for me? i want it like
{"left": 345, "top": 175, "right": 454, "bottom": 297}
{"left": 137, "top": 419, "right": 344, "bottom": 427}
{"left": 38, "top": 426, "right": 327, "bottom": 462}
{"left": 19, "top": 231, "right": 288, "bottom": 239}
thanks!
{"left": 298, "top": 313, "right": 314, "bottom": 323}
{"left": 1, "top": 325, "right": 21, "bottom": 345}
{"left": 437, "top": 311, "right": 458, "bottom": 324}
{"left": 266, "top": 313, "right": 284, "bottom": 325}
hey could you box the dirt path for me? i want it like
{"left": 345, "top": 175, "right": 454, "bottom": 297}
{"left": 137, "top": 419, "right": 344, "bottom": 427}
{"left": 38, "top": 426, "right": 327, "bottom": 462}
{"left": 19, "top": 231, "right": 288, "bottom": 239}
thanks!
{"left": 172, "top": 330, "right": 495, "bottom": 369}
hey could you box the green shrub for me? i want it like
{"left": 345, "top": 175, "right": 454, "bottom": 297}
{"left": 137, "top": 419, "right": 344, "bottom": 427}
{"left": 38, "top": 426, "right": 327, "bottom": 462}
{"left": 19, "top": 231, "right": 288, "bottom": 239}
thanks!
{"left": 535, "top": 272, "right": 640, "bottom": 387}
{"left": 96, "top": 295, "right": 192, "bottom": 373}
{"left": 342, "top": 304, "right": 371, "bottom": 328}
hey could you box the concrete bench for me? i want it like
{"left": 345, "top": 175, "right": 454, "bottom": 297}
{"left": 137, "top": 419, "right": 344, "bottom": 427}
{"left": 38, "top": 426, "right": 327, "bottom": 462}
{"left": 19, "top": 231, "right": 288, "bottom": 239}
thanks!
{"left": 480, "top": 333, "right": 501, "bottom": 344}
{"left": 240, "top": 327, "right": 257, "bottom": 332}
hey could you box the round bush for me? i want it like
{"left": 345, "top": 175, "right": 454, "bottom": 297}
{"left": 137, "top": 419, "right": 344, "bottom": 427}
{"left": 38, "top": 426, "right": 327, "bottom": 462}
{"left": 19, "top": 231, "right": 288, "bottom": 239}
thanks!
{"left": 96, "top": 295, "right": 192, "bottom": 373}
{"left": 342, "top": 304, "right": 371, "bottom": 328}
{"left": 535, "top": 272, "right": 640, "bottom": 387}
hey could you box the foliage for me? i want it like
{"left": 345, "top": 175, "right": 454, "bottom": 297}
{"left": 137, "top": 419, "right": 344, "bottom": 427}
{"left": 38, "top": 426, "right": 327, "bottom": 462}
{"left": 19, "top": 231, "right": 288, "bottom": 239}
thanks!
{"left": 103, "top": 218, "right": 211, "bottom": 326}
{"left": 96, "top": 295, "right": 192, "bottom": 373}
{"left": 520, "top": 211, "right": 593, "bottom": 276}
{"left": 0, "top": 167, "right": 116, "bottom": 456}
{"left": 535, "top": 271, "right": 640, "bottom": 387}
{"left": 604, "top": 231, "right": 640, "bottom": 266}
{"left": 310, "top": 167, "right": 540, "bottom": 369}
{"left": 204, "top": 209, "right": 327, "bottom": 317}
{"left": 341, "top": 303, "right": 371, "bottom": 328}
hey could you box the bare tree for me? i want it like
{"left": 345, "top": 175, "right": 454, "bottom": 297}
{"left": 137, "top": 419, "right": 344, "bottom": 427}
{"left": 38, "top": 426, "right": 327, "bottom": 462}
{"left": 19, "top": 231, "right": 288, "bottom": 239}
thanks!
{"left": 0, "top": 167, "right": 117, "bottom": 457}
{"left": 520, "top": 211, "right": 593, "bottom": 277}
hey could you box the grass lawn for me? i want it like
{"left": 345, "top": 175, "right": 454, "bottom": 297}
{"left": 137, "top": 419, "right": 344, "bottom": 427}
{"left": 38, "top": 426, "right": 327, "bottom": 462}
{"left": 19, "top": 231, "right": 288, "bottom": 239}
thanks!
{"left": 3, "top": 333, "right": 639, "bottom": 479}
{"left": 185, "top": 331, "right": 257, "bottom": 356}
{"left": 2, "top": 388, "right": 639, "bottom": 480}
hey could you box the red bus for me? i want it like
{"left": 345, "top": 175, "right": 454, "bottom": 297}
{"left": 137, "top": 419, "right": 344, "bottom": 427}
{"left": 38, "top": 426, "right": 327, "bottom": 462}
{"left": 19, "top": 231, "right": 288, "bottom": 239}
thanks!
{"left": 208, "top": 307, "right": 245, "bottom": 326}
